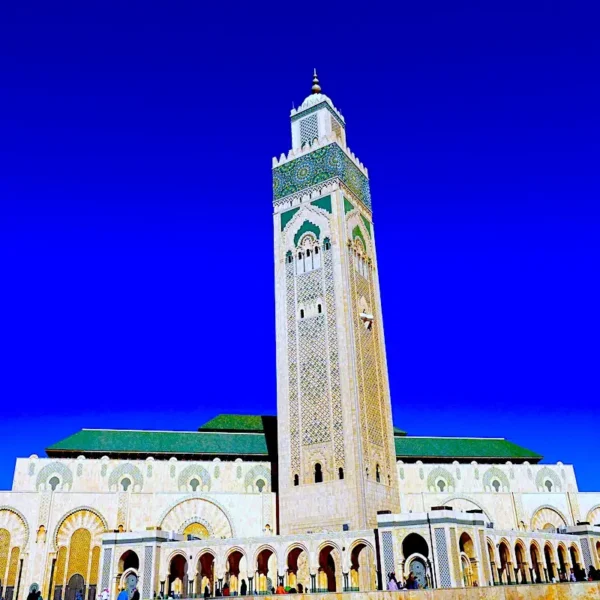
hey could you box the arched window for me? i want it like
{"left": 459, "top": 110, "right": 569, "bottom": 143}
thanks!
{"left": 545, "top": 480, "right": 553, "bottom": 492}
{"left": 298, "top": 252, "right": 303, "bottom": 260}
{"left": 338, "top": 468, "right": 344, "bottom": 480}
{"left": 376, "top": 464, "right": 381, "bottom": 483}
{"left": 49, "top": 476, "right": 60, "bottom": 491}
{"left": 437, "top": 479, "right": 446, "bottom": 492}
{"left": 190, "top": 478, "right": 200, "bottom": 492}
{"left": 317, "top": 304, "right": 322, "bottom": 314}
{"left": 293, "top": 474, "right": 299, "bottom": 486}
{"left": 314, "top": 463, "right": 323, "bottom": 483}
{"left": 306, "top": 249, "right": 311, "bottom": 257}
{"left": 492, "top": 479, "right": 501, "bottom": 492}
{"left": 256, "top": 479, "right": 266, "bottom": 492}
{"left": 314, "top": 246, "right": 319, "bottom": 254}
{"left": 121, "top": 477, "right": 131, "bottom": 491}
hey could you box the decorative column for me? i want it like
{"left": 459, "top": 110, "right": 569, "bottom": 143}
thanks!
{"left": 342, "top": 573, "right": 349, "bottom": 591}
{"left": 247, "top": 577, "right": 253, "bottom": 595}
{"left": 310, "top": 574, "right": 316, "bottom": 593}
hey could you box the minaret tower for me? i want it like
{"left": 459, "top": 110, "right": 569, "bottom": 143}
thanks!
{"left": 273, "top": 72, "right": 400, "bottom": 534}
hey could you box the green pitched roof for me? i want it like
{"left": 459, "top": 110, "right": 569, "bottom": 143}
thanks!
{"left": 394, "top": 436, "right": 542, "bottom": 461}
{"left": 46, "top": 429, "right": 269, "bottom": 457}
{"left": 199, "top": 414, "right": 273, "bottom": 432}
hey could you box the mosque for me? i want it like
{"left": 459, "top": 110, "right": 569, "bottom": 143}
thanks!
{"left": 1, "top": 73, "right": 599, "bottom": 600}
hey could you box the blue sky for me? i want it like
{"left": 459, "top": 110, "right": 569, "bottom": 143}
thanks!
{"left": 1, "top": 2, "right": 598, "bottom": 491}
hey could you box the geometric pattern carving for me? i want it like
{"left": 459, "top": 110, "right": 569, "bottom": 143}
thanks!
{"left": 324, "top": 245, "right": 344, "bottom": 469}
{"left": 299, "top": 114, "right": 318, "bottom": 147}
{"left": 117, "top": 493, "right": 128, "bottom": 529}
{"left": 535, "top": 467, "right": 561, "bottom": 492}
{"left": 299, "top": 315, "right": 330, "bottom": 446}
{"left": 38, "top": 493, "right": 51, "bottom": 527}
{"left": 581, "top": 539, "right": 592, "bottom": 571}
{"left": 381, "top": 531, "right": 394, "bottom": 577}
{"left": 482, "top": 467, "right": 510, "bottom": 492}
{"left": 426, "top": 467, "right": 456, "bottom": 492}
{"left": 244, "top": 465, "right": 271, "bottom": 492}
{"left": 434, "top": 528, "right": 452, "bottom": 588}
{"left": 286, "top": 256, "right": 301, "bottom": 479}
{"left": 101, "top": 547, "right": 113, "bottom": 590}
{"left": 36, "top": 463, "right": 73, "bottom": 491}
{"left": 273, "top": 143, "right": 372, "bottom": 210}
{"left": 108, "top": 463, "right": 143, "bottom": 492}
{"left": 160, "top": 498, "right": 233, "bottom": 539}
{"left": 177, "top": 465, "right": 211, "bottom": 492}
{"left": 142, "top": 546, "right": 153, "bottom": 599}
{"left": 530, "top": 507, "right": 567, "bottom": 531}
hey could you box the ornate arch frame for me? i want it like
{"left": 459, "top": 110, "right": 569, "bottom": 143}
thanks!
{"left": 52, "top": 506, "right": 108, "bottom": 551}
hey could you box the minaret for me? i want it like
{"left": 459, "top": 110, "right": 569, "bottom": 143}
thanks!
{"left": 273, "top": 72, "right": 400, "bottom": 534}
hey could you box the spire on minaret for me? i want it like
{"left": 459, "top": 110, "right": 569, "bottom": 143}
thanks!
{"left": 311, "top": 69, "right": 321, "bottom": 94}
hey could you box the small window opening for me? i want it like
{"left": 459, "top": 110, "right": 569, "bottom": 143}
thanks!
{"left": 317, "top": 304, "right": 322, "bottom": 314}
{"left": 298, "top": 253, "right": 302, "bottom": 260}
{"left": 121, "top": 477, "right": 131, "bottom": 491}
{"left": 545, "top": 480, "right": 553, "bottom": 492}
{"left": 376, "top": 464, "right": 381, "bottom": 483}
{"left": 49, "top": 476, "right": 60, "bottom": 491}
{"left": 294, "top": 474, "right": 299, "bottom": 486}
{"left": 306, "top": 249, "right": 311, "bottom": 257}
{"left": 437, "top": 479, "right": 446, "bottom": 492}
{"left": 314, "top": 247, "right": 319, "bottom": 254}
{"left": 314, "top": 463, "right": 323, "bottom": 483}
{"left": 256, "top": 479, "right": 266, "bottom": 492}
{"left": 324, "top": 239, "right": 331, "bottom": 250}
{"left": 365, "top": 468, "right": 369, "bottom": 479}
{"left": 300, "top": 309, "right": 304, "bottom": 319}
{"left": 492, "top": 479, "right": 501, "bottom": 492}
{"left": 287, "top": 254, "right": 293, "bottom": 264}
{"left": 190, "top": 478, "right": 200, "bottom": 492}
{"left": 338, "top": 468, "right": 344, "bottom": 480}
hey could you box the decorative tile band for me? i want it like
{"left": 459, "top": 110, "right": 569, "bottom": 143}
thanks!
{"left": 291, "top": 101, "right": 345, "bottom": 127}
{"left": 273, "top": 143, "right": 371, "bottom": 210}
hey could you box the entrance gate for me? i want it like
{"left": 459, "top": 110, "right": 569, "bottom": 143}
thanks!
{"left": 65, "top": 574, "right": 85, "bottom": 600}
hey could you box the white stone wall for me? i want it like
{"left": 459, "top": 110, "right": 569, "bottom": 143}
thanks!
{"left": 14, "top": 456, "right": 272, "bottom": 494}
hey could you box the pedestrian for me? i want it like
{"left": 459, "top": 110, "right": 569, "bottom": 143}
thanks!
{"left": 240, "top": 580, "right": 247, "bottom": 596}
{"left": 386, "top": 573, "right": 398, "bottom": 591}
{"left": 204, "top": 586, "right": 210, "bottom": 599}
{"left": 223, "top": 584, "right": 230, "bottom": 597}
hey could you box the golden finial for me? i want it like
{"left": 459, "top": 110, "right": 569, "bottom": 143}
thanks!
{"left": 311, "top": 68, "right": 321, "bottom": 94}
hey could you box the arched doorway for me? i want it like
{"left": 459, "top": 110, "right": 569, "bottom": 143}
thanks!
{"left": 498, "top": 541, "right": 512, "bottom": 584}
{"left": 196, "top": 552, "right": 215, "bottom": 598}
{"left": 286, "top": 547, "right": 309, "bottom": 591}
{"left": 65, "top": 575, "right": 84, "bottom": 600}
{"left": 544, "top": 544, "right": 556, "bottom": 581}
{"left": 349, "top": 542, "right": 375, "bottom": 591}
{"left": 514, "top": 543, "right": 528, "bottom": 583}
{"left": 402, "top": 533, "right": 429, "bottom": 589}
{"left": 459, "top": 533, "right": 477, "bottom": 586}
{"left": 317, "top": 545, "right": 339, "bottom": 592}
{"left": 118, "top": 550, "right": 139, "bottom": 577}
{"left": 169, "top": 554, "right": 188, "bottom": 597}
{"left": 530, "top": 543, "right": 543, "bottom": 583}
{"left": 557, "top": 545, "right": 568, "bottom": 578}
{"left": 225, "top": 550, "right": 247, "bottom": 595}
{"left": 569, "top": 545, "right": 581, "bottom": 576}
{"left": 256, "top": 548, "right": 276, "bottom": 593}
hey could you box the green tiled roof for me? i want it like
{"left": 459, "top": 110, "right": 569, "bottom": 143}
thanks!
{"left": 46, "top": 429, "right": 269, "bottom": 457}
{"left": 394, "top": 436, "right": 542, "bottom": 461}
{"left": 199, "top": 414, "right": 272, "bottom": 432}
